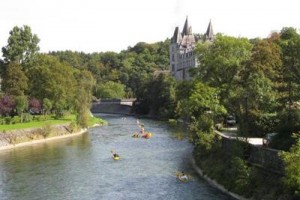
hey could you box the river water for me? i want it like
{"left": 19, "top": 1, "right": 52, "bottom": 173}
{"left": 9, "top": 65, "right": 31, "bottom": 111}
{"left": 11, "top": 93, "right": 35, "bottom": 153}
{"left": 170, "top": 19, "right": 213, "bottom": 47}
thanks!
{"left": 0, "top": 114, "right": 233, "bottom": 200}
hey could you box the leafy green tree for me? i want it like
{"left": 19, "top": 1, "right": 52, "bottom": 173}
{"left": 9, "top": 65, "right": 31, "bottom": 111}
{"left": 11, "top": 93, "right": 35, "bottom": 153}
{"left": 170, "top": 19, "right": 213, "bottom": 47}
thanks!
{"left": 96, "top": 81, "right": 125, "bottom": 99}
{"left": 14, "top": 95, "right": 28, "bottom": 122}
{"left": 1, "top": 25, "right": 39, "bottom": 66}
{"left": 236, "top": 39, "right": 282, "bottom": 136}
{"left": 27, "top": 54, "right": 75, "bottom": 117}
{"left": 74, "top": 70, "right": 95, "bottom": 128}
{"left": 177, "top": 80, "right": 226, "bottom": 121}
{"left": 42, "top": 98, "right": 52, "bottom": 115}
{"left": 1, "top": 61, "right": 28, "bottom": 96}
{"left": 275, "top": 27, "right": 300, "bottom": 146}
{"left": 195, "top": 34, "right": 252, "bottom": 101}
{"left": 137, "top": 74, "right": 177, "bottom": 118}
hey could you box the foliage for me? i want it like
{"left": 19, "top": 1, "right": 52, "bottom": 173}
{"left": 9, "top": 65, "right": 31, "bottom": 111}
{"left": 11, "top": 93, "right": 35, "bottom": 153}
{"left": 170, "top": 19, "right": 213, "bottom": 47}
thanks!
{"left": 14, "top": 95, "right": 28, "bottom": 122}
{"left": 176, "top": 80, "right": 226, "bottom": 121}
{"left": 1, "top": 25, "right": 39, "bottom": 66}
{"left": 137, "top": 74, "right": 177, "bottom": 118}
{"left": 27, "top": 54, "right": 76, "bottom": 118}
{"left": 280, "top": 135, "right": 300, "bottom": 198}
{"left": 1, "top": 61, "right": 28, "bottom": 96}
{"left": 272, "top": 109, "right": 300, "bottom": 150}
{"left": 74, "top": 70, "right": 95, "bottom": 128}
{"left": 0, "top": 95, "right": 15, "bottom": 116}
{"left": 42, "top": 98, "right": 52, "bottom": 115}
{"left": 236, "top": 38, "right": 283, "bottom": 136}
{"left": 29, "top": 97, "right": 42, "bottom": 114}
{"left": 95, "top": 81, "right": 125, "bottom": 99}
{"left": 195, "top": 34, "right": 252, "bottom": 103}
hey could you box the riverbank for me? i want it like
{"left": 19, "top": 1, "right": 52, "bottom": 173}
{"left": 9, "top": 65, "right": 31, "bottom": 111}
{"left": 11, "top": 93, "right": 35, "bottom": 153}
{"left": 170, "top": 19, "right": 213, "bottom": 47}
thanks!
{"left": 0, "top": 122, "right": 105, "bottom": 151}
{"left": 191, "top": 157, "right": 249, "bottom": 200}
{"left": 0, "top": 127, "right": 88, "bottom": 151}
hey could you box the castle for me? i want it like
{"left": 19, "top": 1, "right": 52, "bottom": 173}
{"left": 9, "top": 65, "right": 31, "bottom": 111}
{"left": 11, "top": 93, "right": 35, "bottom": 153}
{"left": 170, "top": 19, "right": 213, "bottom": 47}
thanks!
{"left": 170, "top": 17, "right": 214, "bottom": 80}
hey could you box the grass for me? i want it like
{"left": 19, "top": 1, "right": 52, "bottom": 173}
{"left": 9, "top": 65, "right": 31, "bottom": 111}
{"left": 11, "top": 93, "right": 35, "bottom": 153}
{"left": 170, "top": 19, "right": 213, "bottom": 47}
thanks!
{"left": 0, "top": 115, "right": 76, "bottom": 132}
{"left": 0, "top": 114, "right": 107, "bottom": 132}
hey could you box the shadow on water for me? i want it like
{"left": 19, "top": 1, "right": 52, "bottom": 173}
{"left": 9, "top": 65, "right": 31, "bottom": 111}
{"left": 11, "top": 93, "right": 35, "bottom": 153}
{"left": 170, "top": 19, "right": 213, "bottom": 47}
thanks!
{"left": 0, "top": 113, "right": 234, "bottom": 200}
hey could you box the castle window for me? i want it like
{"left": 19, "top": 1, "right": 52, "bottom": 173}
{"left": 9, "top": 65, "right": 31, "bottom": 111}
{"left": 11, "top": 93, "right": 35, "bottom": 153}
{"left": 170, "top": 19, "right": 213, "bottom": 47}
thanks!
{"left": 172, "top": 54, "right": 175, "bottom": 61}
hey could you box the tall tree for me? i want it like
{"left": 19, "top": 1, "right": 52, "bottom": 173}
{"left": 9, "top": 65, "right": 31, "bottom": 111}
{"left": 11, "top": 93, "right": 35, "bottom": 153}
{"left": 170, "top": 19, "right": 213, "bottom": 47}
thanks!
{"left": 195, "top": 34, "right": 252, "bottom": 112}
{"left": 236, "top": 39, "right": 282, "bottom": 136}
{"left": 27, "top": 54, "right": 75, "bottom": 117}
{"left": 1, "top": 25, "right": 39, "bottom": 66}
{"left": 74, "top": 70, "right": 95, "bottom": 128}
{"left": 1, "top": 61, "right": 28, "bottom": 96}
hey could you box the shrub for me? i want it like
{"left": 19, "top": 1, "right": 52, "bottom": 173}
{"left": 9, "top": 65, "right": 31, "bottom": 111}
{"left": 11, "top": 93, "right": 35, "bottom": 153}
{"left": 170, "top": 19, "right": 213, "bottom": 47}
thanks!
{"left": 22, "top": 113, "right": 33, "bottom": 123}
{"left": 40, "top": 123, "right": 52, "bottom": 138}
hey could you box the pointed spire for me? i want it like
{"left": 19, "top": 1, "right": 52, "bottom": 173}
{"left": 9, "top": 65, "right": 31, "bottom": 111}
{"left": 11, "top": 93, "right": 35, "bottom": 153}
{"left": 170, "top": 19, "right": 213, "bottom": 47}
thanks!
{"left": 205, "top": 19, "right": 214, "bottom": 41}
{"left": 171, "top": 27, "right": 182, "bottom": 44}
{"left": 182, "top": 16, "right": 190, "bottom": 36}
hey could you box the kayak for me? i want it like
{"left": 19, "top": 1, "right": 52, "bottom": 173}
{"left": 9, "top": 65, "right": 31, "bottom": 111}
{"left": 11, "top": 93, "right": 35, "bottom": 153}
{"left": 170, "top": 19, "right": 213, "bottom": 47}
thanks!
{"left": 142, "top": 132, "right": 152, "bottom": 139}
{"left": 113, "top": 156, "right": 120, "bottom": 160}
{"left": 178, "top": 175, "right": 189, "bottom": 182}
{"left": 176, "top": 172, "right": 189, "bottom": 182}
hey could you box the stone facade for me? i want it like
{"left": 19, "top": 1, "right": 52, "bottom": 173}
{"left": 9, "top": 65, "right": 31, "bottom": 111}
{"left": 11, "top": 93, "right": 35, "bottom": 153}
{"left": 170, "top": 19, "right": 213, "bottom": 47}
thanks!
{"left": 170, "top": 17, "right": 213, "bottom": 81}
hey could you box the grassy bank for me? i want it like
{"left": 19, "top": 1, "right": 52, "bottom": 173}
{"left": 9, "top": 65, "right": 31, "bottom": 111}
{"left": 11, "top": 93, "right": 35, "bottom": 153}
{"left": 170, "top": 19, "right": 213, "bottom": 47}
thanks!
{"left": 0, "top": 114, "right": 107, "bottom": 147}
{"left": 0, "top": 114, "right": 106, "bottom": 132}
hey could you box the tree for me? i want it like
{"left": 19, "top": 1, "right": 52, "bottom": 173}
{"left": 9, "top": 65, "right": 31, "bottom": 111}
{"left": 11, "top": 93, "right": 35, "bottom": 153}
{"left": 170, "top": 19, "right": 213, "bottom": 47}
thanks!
{"left": 14, "top": 95, "right": 28, "bottom": 122}
{"left": 137, "top": 74, "right": 177, "bottom": 118}
{"left": 42, "top": 98, "right": 52, "bottom": 115}
{"left": 29, "top": 98, "right": 42, "bottom": 114}
{"left": 280, "top": 136, "right": 300, "bottom": 198}
{"left": 27, "top": 54, "right": 75, "bottom": 117}
{"left": 1, "top": 25, "right": 39, "bottom": 66}
{"left": 0, "top": 95, "right": 15, "bottom": 116}
{"left": 177, "top": 80, "right": 226, "bottom": 130}
{"left": 74, "top": 70, "right": 95, "bottom": 128}
{"left": 276, "top": 27, "right": 300, "bottom": 145}
{"left": 236, "top": 39, "right": 282, "bottom": 136}
{"left": 96, "top": 81, "right": 125, "bottom": 99}
{"left": 1, "top": 61, "right": 28, "bottom": 96}
{"left": 195, "top": 34, "right": 252, "bottom": 113}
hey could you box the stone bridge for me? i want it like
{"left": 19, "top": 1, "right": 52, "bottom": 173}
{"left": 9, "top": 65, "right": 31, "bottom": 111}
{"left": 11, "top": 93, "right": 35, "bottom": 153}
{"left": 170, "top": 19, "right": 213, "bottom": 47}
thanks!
{"left": 90, "top": 99, "right": 136, "bottom": 115}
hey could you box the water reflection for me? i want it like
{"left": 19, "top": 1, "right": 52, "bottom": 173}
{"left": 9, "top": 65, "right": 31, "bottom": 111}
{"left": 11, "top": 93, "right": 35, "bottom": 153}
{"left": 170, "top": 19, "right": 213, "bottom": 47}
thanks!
{"left": 0, "top": 114, "right": 233, "bottom": 200}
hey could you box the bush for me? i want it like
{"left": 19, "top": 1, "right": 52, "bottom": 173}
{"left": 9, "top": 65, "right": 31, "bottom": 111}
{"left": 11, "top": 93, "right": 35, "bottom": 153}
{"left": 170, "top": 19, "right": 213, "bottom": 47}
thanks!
{"left": 40, "top": 123, "right": 52, "bottom": 138}
{"left": 11, "top": 116, "right": 21, "bottom": 124}
{"left": 23, "top": 113, "right": 33, "bottom": 123}
{"left": 280, "top": 136, "right": 300, "bottom": 199}
{"left": 4, "top": 117, "right": 12, "bottom": 125}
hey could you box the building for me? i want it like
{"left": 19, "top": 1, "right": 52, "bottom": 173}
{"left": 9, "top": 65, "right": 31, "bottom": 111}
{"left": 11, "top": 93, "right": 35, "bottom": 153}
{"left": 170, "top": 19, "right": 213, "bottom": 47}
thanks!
{"left": 170, "top": 17, "right": 214, "bottom": 80}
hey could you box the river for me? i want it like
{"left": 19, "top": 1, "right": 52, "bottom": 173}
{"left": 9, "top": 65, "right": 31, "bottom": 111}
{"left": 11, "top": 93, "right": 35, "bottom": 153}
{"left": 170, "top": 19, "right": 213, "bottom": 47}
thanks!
{"left": 0, "top": 114, "right": 234, "bottom": 200}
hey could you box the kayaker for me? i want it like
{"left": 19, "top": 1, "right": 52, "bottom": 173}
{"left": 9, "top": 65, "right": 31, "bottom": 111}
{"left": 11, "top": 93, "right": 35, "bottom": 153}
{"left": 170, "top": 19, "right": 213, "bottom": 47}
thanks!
{"left": 113, "top": 152, "right": 119, "bottom": 157}
{"left": 111, "top": 150, "right": 119, "bottom": 158}
{"left": 137, "top": 119, "right": 145, "bottom": 135}
{"left": 140, "top": 124, "right": 145, "bottom": 135}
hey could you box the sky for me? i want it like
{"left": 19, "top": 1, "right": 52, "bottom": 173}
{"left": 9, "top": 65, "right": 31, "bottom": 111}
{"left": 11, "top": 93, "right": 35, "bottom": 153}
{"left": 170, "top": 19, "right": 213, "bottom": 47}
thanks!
{"left": 1, "top": 0, "right": 299, "bottom": 53}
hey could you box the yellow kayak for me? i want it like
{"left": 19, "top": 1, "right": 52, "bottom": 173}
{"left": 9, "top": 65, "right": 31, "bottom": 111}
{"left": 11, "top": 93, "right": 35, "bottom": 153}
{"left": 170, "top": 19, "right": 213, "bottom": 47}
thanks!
{"left": 142, "top": 132, "right": 152, "bottom": 139}
{"left": 113, "top": 156, "right": 120, "bottom": 160}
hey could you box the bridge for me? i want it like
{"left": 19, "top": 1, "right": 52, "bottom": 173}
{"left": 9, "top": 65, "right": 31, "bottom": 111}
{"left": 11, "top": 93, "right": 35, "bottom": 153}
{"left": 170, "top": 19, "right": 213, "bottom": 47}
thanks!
{"left": 90, "top": 98, "right": 136, "bottom": 115}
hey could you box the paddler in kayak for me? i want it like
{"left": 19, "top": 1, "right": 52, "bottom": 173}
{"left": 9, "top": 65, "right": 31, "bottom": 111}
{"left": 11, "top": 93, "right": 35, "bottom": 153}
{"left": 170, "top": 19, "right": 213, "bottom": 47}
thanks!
{"left": 111, "top": 150, "right": 120, "bottom": 160}
{"left": 136, "top": 119, "right": 152, "bottom": 138}
{"left": 177, "top": 171, "right": 189, "bottom": 182}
